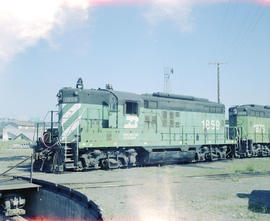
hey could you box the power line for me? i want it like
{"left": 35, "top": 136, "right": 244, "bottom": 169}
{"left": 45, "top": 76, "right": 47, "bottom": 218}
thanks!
{"left": 229, "top": 6, "right": 265, "bottom": 59}
{"left": 219, "top": 4, "right": 265, "bottom": 62}
{"left": 209, "top": 62, "right": 227, "bottom": 104}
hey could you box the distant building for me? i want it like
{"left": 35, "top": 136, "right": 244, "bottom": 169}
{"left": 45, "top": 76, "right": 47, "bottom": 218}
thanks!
{"left": 2, "top": 124, "right": 35, "bottom": 142}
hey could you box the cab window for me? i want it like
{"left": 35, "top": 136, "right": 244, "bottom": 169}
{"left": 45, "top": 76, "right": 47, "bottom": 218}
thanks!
{"left": 125, "top": 102, "right": 138, "bottom": 115}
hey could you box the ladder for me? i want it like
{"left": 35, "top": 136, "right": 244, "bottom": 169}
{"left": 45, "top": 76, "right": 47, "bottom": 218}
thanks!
{"left": 64, "top": 145, "right": 75, "bottom": 169}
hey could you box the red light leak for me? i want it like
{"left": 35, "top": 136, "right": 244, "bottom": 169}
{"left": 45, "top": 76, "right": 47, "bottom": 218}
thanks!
{"left": 85, "top": 0, "right": 270, "bottom": 7}
{"left": 27, "top": 218, "right": 139, "bottom": 221}
{"left": 28, "top": 218, "right": 103, "bottom": 221}
{"left": 88, "top": 0, "right": 151, "bottom": 7}
{"left": 62, "top": 0, "right": 270, "bottom": 7}
{"left": 256, "top": 0, "right": 270, "bottom": 5}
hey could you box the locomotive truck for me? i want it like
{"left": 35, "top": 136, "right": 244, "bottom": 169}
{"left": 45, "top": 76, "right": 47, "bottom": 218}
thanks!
{"left": 33, "top": 79, "right": 270, "bottom": 172}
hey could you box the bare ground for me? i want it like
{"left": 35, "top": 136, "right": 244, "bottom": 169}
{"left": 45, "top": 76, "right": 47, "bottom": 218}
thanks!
{"left": 1, "top": 148, "right": 270, "bottom": 221}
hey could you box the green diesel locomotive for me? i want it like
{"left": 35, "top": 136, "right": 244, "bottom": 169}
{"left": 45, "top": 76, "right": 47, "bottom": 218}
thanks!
{"left": 33, "top": 79, "right": 270, "bottom": 172}
{"left": 229, "top": 104, "right": 270, "bottom": 157}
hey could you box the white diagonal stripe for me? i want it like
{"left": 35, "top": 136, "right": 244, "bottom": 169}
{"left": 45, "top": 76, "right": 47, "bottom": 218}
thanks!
{"left": 61, "top": 103, "right": 81, "bottom": 125}
{"left": 61, "top": 116, "right": 81, "bottom": 141}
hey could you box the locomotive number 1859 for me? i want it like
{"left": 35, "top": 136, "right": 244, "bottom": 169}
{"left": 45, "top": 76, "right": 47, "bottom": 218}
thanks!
{"left": 201, "top": 120, "right": 221, "bottom": 130}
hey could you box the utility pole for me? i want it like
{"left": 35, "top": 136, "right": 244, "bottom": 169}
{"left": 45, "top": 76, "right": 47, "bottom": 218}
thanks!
{"left": 209, "top": 62, "right": 227, "bottom": 104}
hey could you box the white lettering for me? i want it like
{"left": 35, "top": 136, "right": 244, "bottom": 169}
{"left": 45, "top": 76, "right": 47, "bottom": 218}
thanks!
{"left": 254, "top": 124, "right": 265, "bottom": 133}
{"left": 123, "top": 133, "right": 139, "bottom": 140}
{"left": 124, "top": 116, "right": 139, "bottom": 128}
{"left": 202, "top": 120, "right": 221, "bottom": 131}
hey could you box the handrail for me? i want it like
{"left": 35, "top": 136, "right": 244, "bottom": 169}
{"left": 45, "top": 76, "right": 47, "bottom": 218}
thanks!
{"left": 0, "top": 155, "right": 33, "bottom": 183}
{"left": 98, "top": 88, "right": 119, "bottom": 128}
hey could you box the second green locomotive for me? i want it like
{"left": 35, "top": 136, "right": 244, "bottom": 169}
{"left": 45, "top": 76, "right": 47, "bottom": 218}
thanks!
{"left": 229, "top": 104, "right": 270, "bottom": 157}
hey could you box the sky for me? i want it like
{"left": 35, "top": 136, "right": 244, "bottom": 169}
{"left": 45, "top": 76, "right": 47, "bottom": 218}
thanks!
{"left": 0, "top": 0, "right": 269, "bottom": 120}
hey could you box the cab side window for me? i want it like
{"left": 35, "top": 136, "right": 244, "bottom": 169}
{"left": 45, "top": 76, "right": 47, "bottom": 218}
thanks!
{"left": 125, "top": 102, "right": 138, "bottom": 115}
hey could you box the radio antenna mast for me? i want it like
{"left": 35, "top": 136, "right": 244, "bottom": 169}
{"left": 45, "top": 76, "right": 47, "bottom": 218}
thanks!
{"left": 164, "top": 67, "right": 174, "bottom": 93}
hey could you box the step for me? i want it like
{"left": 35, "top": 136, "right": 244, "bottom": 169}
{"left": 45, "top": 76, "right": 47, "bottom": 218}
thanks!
{"left": 65, "top": 163, "right": 75, "bottom": 169}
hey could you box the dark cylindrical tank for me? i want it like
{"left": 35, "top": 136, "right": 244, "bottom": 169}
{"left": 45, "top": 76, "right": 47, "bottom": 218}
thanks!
{"left": 0, "top": 177, "right": 102, "bottom": 221}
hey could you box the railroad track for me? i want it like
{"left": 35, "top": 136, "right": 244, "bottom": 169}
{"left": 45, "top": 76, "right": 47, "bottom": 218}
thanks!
{"left": 58, "top": 170, "right": 270, "bottom": 190}
{"left": 188, "top": 171, "right": 270, "bottom": 180}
